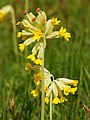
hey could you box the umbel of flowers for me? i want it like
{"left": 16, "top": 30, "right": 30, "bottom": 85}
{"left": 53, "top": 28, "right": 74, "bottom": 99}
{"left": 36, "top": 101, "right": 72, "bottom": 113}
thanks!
{"left": 17, "top": 8, "right": 71, "bottom": 63}
{"left": 29, "top": 66, "right": 78, "bottom": 104}
{"left": 17, "top": 8, "right": 78, "bottom": 120}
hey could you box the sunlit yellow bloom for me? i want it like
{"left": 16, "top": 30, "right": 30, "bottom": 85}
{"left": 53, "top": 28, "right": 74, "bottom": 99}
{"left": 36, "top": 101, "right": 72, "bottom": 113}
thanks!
{"left": 33, "top": 30, "right": 44, "bottom": 41}
{"left": 27, "top": 54, "right": 36, "bottom": 61}
{"left": 70, "top": 87, "right": 77, "bottom": 95}
{"left": 72, "top": 80, "right": 78, "bottom": 86}
{"left": 18, "top": 44, "right": 25, "bottom": 52}
{"left": 59, "top": 96, "right": 68, "bottom": 103}
{"left": 40, "top": 86, "right": 48, "bottom": 93}
{"left": 25, "top": 24, "right": 30, "bottom": 28}
{"left": 64, "top": 86, "right": 71, "bottom": 95}
{"left": 52, "top": 97, "right": 60, "bottom": 104}
{"left": 0, "top": 12, "right": 6, "bottom": 21}
{"left": 25, "top": 63, "right": 33, "bottom": 71}
{"left": 31, "top": 90, "right": 39, "bottom": 97}
{"left": 17, "top": 32, "right": 22, "bottom": 38}
{"left": 33, "top": 72, "right": 42, "bottom": 85}
{"left": 45, "top": 97, "right": 49, "bottom": 104}
{"left": 51, "top": 18, "right": 61, "bottom": 26}
{"left": 59, "top": 27, "right": 71, "bottom": 41}
{"left": 34, "top": 58, "right": 43, "bottom": 66}
{"left": 44, "top": 86, "right": 48, "bottom": 93}
{"left": 16, "top": 22, "right": 22, "bottom": 26}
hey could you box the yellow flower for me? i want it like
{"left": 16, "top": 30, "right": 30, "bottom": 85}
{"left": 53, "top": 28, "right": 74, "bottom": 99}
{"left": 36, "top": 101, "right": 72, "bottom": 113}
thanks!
{"left": 18, "top": 44, "right": 25, "bottom": 52}
{"left": 0, "top": 12, "right": 6, "bottom": 21}
{"left": 45, "top": 97, "right": 49, "bottom": 104}
{"left": 64, "top": 86, "right": 71, "bottom": 95}
{"left": 44, "top": 86, "right": 48, "bottom": 93}
{"left": 25, "top": 63, "right": 33, "bottom": 71}
{"left": 25, "top": 24, "right": 30, "bottom": 28}
{"left": 70, "top": 87, "right": 77, "bottom": 95}
{"left": 27, "top": 54, "right": 36, "bottom": 62}
{"left": 59, "top": 96, "right": 68, "bottom": 103}
{"left": 17, "top": 32, "right": 22, "bottom": 38}
{"left": 72, "top": 80, "right": 78, "bottom": 86}
{"left": 33, "top": 30, "right": 44, "bottom": 41}
{"left": 52, "top": 97, "right": 60, "bottom": 104}
{"left": 16, "top": 22, "right": 22, "bottom": 26}
{"left": 51, "top": 18, "right": 61, "bottom": 26}
{"left": 33, "top": 72, "right": 42, "bottom": 85}
{"left": 31, "top": 90, "right": 39, "bottom": 97}
{"left": 34, "top": 58, "right": 43, "bottom": 66}
{"left": 59, "top": 27, "right": 71, "bottom": 41}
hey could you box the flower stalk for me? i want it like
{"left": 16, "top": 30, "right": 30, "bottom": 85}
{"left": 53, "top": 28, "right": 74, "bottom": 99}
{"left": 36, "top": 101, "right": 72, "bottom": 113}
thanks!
{"left": 0, "top": 5, "right": 18, "bottom": 55}
{"left": 41, "top": 37, "right": 45, "bottom": 120}
{"left": 50, "top": 93, "right": 52, "bottom": 120}
{"left": 11, "top": 7, "right": 18, "bottom": 55}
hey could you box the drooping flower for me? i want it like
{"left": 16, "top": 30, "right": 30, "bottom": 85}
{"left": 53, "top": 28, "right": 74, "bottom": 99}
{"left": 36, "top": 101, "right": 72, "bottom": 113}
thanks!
{"left": 25, "top": 63, "right": 33, "bottom": 71}
{"left": 0, "top": 5, "right": 13, "bottom": 21}
{"left": 18, "top": 44, "right": 25, "bottom": 52}
{"left": 31, "top": 90, "right": 39, "bottom": 97}
{"left": 33, "top": 72, "right": 42, "bottom": 85}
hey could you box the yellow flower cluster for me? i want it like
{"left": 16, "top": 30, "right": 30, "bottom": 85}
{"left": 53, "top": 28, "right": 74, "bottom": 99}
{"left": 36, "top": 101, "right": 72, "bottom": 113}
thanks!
{"left": 30, "top": 68, "right": 78, "bottom": 104}
{"left": 17, "top": 8, "right": 78, "bottom": 106}
{"left": 27, "top": 54, "right": 42, "bottom": 66}
{"left": 17, "top": 8, "right": 71, "bottom": 60}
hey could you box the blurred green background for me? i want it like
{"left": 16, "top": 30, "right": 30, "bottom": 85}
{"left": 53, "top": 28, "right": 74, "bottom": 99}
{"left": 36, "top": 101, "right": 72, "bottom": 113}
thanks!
{"left": 0, "top": 0, "right": 90, "bottom": 120}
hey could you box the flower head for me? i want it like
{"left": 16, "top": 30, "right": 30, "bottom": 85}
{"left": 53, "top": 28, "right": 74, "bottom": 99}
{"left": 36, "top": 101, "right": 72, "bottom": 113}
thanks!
{"left": 51, "top": 18, "right": 61, "bottom": 26}
{"left": 18, "top": 44, "right": 25, "bottom": 52}
{"left": 59, "top": 27, "right": 71, "bottom": 41}
{"left": 33, "top": 30, "right": 44, "bottom": 41}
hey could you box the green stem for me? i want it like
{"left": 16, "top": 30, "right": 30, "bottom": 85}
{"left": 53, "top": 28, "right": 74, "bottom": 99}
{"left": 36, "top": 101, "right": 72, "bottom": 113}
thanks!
{"left": 41, "top": 38, "right": 45, "bottom": 120}
{"left": 50, "top": 93, "right": 52, "bottom": 120}
{"left": 11, "top": 7, "right": 18, "bottom": 55}
{"left": 25, "top": 0, "right": 29, "bottom": 11}
{"left": 25, "top": 0, "right": 29, "bottom": 58}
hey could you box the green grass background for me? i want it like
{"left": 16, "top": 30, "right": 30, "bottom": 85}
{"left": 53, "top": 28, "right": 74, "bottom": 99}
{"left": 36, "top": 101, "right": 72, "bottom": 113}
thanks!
{"left": 0, "top": 0, "right": 90, "bottom": 119}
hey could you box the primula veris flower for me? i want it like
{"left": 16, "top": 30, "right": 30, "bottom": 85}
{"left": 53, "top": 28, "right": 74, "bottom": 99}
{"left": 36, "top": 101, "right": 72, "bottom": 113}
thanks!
{"left": 59, "top": 27, "right": 71, "bottom": 41}
{"left": 31, "top": 90, "right": 39, "bottom": 97}
{"left": 33, "top": 30, "right": 44, "bottom": 41}
{"left": 51, "top": 18, "right": 61, "bottom": 26}
{"left": 31, "top": 67, "right": 78, "bottom": 104}
{"left": 17, "top": 32, "right": 22, "bottom": 38}
{"left": 34, "top": 58, "right": 43, "bottom": 66}
{"left": 25, "top": 63, "right": 33, "bottom": 71}
{"left": 59, "top": 96, "right": 68, "bottom": 103}
{"left": 45, "top": 97, "right": 49, "bottom": 104}
{"left": 0, "top": 5, "right": 13, "bottom": 21}
{"left": 27, "top": 54, "right": 36, "bottom": 62}
{"left": 18, "top": 44, "right": 25, "bottom": 52}
{"left": 33, "top": 72, "right": 42, "bottom": 85}
{"left": 70, "top": 87, "right": 77, "bottom": 94}
{"left": 52, "top": 97, "right": 60, "bottom": 104}
{"left": 17, "top": 8, "right": 71, "bottom": 59}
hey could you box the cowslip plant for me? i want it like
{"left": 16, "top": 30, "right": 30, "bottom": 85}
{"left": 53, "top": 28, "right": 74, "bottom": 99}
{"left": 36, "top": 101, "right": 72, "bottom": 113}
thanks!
{"left": 17, "top": 8, "right": 78, "bottom": 120}
{"left": 0, "top": 5, "right": 17, "bottom": 55}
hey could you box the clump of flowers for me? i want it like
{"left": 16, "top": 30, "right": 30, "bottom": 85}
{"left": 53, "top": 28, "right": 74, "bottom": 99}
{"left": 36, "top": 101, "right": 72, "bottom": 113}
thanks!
{"left": 17, "top": 8, "right": 77, "bottom": 120}
{"left": 17, "top": 8, "right": 71, "bottom": 64}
